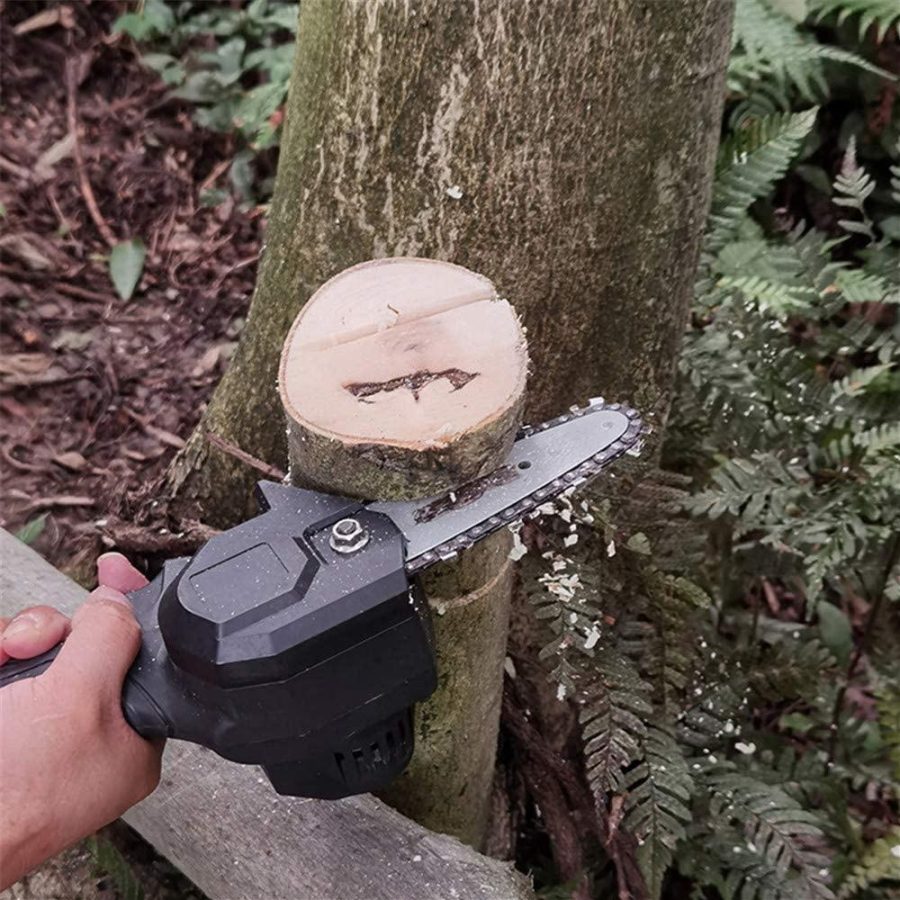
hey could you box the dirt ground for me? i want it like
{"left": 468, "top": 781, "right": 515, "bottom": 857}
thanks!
{"left": 1, "top": 1, "right": 263, "bottom": 577}
{"left": 1, "top": 3, "right": 268, "bottom": 896}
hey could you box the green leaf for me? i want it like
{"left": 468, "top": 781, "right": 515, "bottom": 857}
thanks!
{"left": 264, "top": 5, "right": 301, "bottom": 31}
{"left": 233, "top": 81, "right": 287, "bottom": 143}
{"left": 108, "top": 239, "right": 146, "bottom": 301}
{"left": 170, "top": 71, "right": 227, "bottom": 103}
{"left": 140, "top": 52, "right": 185, "bottom": 86}
{"left": 112, "top": 0, "right": 175, "bottom": 41}
{"left": 14, "top": 514, "right": 48, "bottom": 546}
{"left": 230, "top": 151, "right": 256, "bottom": 201}
{"left": 87, "top": 835, "right": 143, "bottom": 900}
{"left": 879, "top": 215, "right": 900, "bottom": 241}
{"left": 817, "top": 603, "right": 853, "bottom": 665}
{"left": 795, "top": 163, "right": 833, "bottom": 196}
{"left": 200, "top": 188, "right": 230, "bottom": 208}
{"left": 780, "top": 711, "right": 815, "bottom": 733}
{"left": 626, "top": 532, "right": 652, "bottom": 555}
{"left": 140, "top": 52, "right": 176, "bottom": 71}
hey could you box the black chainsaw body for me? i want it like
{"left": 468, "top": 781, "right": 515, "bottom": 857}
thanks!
{"left": 4, "top": 482, "right": 436, "bottom": 799}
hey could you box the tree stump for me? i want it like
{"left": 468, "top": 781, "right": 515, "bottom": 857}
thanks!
{"left": 278, "top": 257, "right": 528, "bottom": 847}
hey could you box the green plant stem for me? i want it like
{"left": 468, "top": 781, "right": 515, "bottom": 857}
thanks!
{"left": 827, "top": 530, "right": 900, "bottom": 762}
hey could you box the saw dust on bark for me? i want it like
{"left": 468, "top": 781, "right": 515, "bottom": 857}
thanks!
{"left": 0, "top": 3, "right": 264, "bottom": 578}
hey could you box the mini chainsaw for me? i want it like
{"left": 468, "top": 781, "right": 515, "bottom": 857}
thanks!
{"left": 0, "top": 399, "right": 644, "bottom": 799}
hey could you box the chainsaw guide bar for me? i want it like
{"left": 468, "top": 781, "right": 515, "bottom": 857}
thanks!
{"left": 373, "top": 398, "right": 647, "bottom": 573}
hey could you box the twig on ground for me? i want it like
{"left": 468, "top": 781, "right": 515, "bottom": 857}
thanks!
{"left": 205, "top": 432, "right": 285, "bottom": 481}
{"left": 53, "top": 281, "right": 118, "bottom": 304}
{"left": 198, "top": 159, "right": 231, "bottom": 195}
{"left": 1, "top": 446, "right": 45, "bottom": 474}
{"left": 123, "top": 408, "right": 186, "bottom": 450}
{"left": 0, "top": 154, "right": 31, "bottom": 180}
{"left": 7, "top": 492, "right": 96, "bottom": 512}
{"left": 210, "top": 253, "right": 260, "bottom": 293}
{"left": 103, "top": 518, "right": 218, "bottom": 556}
{"left": 65, "top": 59, "right": 117, "bottom": 248}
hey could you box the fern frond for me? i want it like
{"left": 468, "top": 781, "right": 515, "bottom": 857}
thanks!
{"left": 834, "top": 267, "right": 893, "bottom": 303}
{"left": 831, "top": 363, "right": 893, "bottom": 398}
{"left": 709, "top": 109, "right": 818, "bottom": 250}
{"left": 678, "top": 682, "right": 748, "bottom": 750}
{"left": 624, "top": 724, "right": 694, "bottom": 900}
{"left": 749, "top": 638, "right": 836, "bottom": 702}
{"left": 707, "top": 771, "right": 836, "bottom": 899}
{"left": 580, "top": 647, "right": 653, "bottom": 795}
{"left": 718, "top": 273, "right": 819, "bottom": 314}
{"left": 834, "top": 138, "right": 877, "bottom": 242}
{"left": 730, "top": 0, "right": 889, "bottom": 108}
{"left": 874, "top": 681, "right": 900, "bottom": 780}
{"left": 853, "top": 422, "right": 900, "bottom": 457}
{"left": 643, "top": 573, "right": 712, "bottom": 719}
{"left": 809, "top": 0, "right": 900, "bottom": 42}
{"left": 838, "top": 826, "right": 900, "bottom": 898}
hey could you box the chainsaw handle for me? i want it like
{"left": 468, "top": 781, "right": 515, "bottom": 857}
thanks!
{"left": 0, "top": 580, "right": 172, "bottom": 741}
{"left": 0, "top": 645, "right": 59, "bottom": 682}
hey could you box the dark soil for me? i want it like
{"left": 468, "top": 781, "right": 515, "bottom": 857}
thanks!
{"left": 0, "top": 1, "right": 261, "bottom": 580}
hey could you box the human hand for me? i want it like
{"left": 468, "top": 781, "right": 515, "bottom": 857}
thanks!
{"left": 0, "top": 553, "right": 163, "bottom": 889}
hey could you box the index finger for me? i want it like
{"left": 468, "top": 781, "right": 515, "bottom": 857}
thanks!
{"left": 1, "top": 606, "right": 70, "bottom": 661}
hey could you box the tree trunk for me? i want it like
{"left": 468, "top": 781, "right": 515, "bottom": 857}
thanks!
{"left": 279, "top": 257, "right": 525, "bottom": 847}
{"left": 164, "top": 0, "right": 733, "bottom": 530}
{"left": 161, "top": 0, "right": 733, "bottom": 855}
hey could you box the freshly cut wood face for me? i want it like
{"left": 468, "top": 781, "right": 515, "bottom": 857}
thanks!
{"left": 280, "top": 258, "right": 528, "bottom": 450}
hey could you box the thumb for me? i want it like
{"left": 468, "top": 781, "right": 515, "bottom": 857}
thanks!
{"left": 97, "top": 552, "right": 149, "bottom": 593}
{"left": 52, "top": 587, "right": 141, "bottom": 700}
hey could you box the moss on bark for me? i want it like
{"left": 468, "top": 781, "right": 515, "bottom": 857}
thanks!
{"left": 378, "top": 530, "right": 513, "bottom": 848}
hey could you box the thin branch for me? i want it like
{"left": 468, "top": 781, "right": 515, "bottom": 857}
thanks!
{"left": 828, "top": 530, "right": 900, "bottom": 762}
{"left": 0, "top": 154, "right": 31, "bottom": 180}
{"left": 205, "top": 432, "right": 286, "bottom": 482}
{"left": 65, "top": 59, "right": 117, "bottom": 248}
{"left": 210, "top": 253, "right": 260, "bottom": 293}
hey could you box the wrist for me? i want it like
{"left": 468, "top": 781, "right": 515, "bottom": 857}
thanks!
{"left": 0, "top": 810, "right": 54, "bottom": 889}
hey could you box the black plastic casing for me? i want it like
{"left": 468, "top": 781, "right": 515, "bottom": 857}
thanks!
{"left": 122, "top": 481, "right": 437, "bottom": 798}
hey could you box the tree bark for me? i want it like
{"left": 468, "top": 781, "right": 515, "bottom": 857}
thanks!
{"left": 164, "top": 0, "right": 733, "bottom": 529}
{"left": 279, "top": 257, "right": 525, "bottom": 847}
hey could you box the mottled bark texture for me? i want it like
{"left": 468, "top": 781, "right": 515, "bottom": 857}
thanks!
{"left": 164, "top": 0, "right": 733, "bottom": 529}
{"left": 380, "top": 531, "right": 514, "bottom": 848}
{"left": 279, "top": 257, "right": 524, "bottom": 846}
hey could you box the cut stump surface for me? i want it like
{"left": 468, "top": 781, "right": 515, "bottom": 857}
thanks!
{"left": 279, "top": 258, "right": 528, "bottom": 499}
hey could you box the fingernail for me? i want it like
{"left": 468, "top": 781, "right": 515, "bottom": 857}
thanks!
{"left": 97, "top": 551, "right": 125, "bottom": 564}
{"left": 3, "top": 612, "right": 41, "bottom": 641}
{"left": 92, "top": 586, "right": 131, "bottom": 607}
